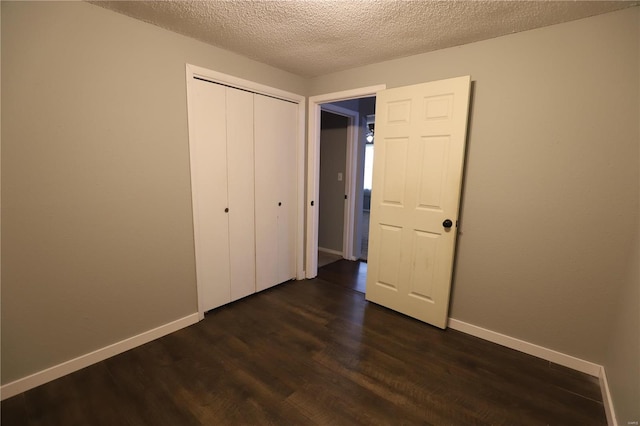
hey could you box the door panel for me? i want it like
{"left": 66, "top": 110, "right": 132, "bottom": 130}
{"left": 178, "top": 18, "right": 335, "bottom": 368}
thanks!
{"left": 376, "top": 224, "right": 403, "bottom": 290}
{"left": 416, "top": 136, "right": 449, "bottom": 209}
{"left": 277, "top": 101, "right": 298, "bottom": 284}
{"left": 380, "top": 138, "right": 408, "bottom": 206}
{"left": 408, "top": 230, "right": 438, "bottom": 301}
{"left": 226, "top": 88, "right": 256, "bottom": 302}
{"left": 365, "top": 76, "right": 471, "bottom": 329}
{"left": 254, "top": 95, "right": 298, "bottom": 291}
{"left": 254, "top": 95, "right": 280, "bottom": 291}
{"left": 190, "top": 80, "right": 231, "bottom": 311}
{"left": 273, "top": 99, "right": 298, "bottom": 283}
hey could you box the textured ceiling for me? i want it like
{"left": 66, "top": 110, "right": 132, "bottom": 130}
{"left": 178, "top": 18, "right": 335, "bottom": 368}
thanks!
{"left": 91, "top": 1, "right": 638, "bottom": 77}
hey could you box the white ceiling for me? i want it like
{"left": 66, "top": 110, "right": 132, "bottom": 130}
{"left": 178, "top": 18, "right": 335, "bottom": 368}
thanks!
{"left": 91, "top": 1, "right": 638, "bottom": 78}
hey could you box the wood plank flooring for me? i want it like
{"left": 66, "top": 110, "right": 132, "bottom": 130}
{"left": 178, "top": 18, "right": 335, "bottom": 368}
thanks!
{"left": 318, "top": 259, "right": 367, "bottom": 293}
{"left": 2, "top": 262, "right": 606, "bottom": 425}
{"left": 317, "top": 251, "right": 342, "bottom": 268}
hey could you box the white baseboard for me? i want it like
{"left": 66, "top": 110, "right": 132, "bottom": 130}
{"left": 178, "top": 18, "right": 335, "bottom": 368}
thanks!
{"left": 318, "top": 247, "right": 343, "bottom": 256}
{"left": 448, "top": 318, "right": 602, "bottom": 377}
{"left": 0, "top": 313, "right": 199, "bottom": 400}
{"left": 599, "top": 366, "right": 618, "bottom": 426}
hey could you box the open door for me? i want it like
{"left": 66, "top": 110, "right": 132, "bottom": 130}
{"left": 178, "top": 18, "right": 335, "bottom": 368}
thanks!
{"left": 365, "top": 76, "right": 471, "bottom": 329}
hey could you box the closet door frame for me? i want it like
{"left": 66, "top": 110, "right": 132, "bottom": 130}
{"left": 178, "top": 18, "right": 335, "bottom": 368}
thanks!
{"left": 185, "top": 64, "right": 306, "bottom": 320}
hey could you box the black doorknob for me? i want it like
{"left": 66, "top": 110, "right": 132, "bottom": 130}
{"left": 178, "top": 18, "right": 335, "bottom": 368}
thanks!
{"left": 224, "top": 208, "right": 229, "bottom": 213}
{"left": 443, "top": 219, "right": 453, "bottom": 228}
{"left": 278, "top": 202, "right": 282, "bottom": 206}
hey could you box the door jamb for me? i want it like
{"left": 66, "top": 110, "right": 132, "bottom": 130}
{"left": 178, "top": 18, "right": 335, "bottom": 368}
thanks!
{"left": 306, "top": 85, "right": 386, "bottom": 279}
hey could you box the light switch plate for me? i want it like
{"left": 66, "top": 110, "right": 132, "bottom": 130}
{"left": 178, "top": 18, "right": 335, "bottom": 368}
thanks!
{"left": 338, "top": 172, "right": 343, "bottom": 181}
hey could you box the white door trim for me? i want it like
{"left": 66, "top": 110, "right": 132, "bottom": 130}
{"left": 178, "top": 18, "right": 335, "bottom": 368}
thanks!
{"left": 306, "top": 85, "right": 386, "bottom": 279}
{"left": 186, "top": 64, "right": 306, "bottom": 319}
{"left": 319, "top": 104, "right": 359, "bottom": 261}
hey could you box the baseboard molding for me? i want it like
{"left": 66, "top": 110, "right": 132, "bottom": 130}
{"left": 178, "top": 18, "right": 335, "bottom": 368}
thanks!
{"left": 318, "top": 247, "right": 343, "bottom": 256}
{"left": 599, "top": 366, "right": 618, "bottom": 426}
{"left": 448, "top": 318, "right": 602, "bottom": 377}
{"left": 1, "top": 313, "right": 199, "bottom": 400}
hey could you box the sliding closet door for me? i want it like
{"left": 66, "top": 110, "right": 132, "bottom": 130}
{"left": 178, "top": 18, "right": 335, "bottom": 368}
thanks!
{"left": 189, "top": 79, "right": 231, "bottom": 311}
{"left": 226, "top": 88, "right": 256, "bottom": 302}
{"left": 254, "top": 95, "right": 298, "bottom": 291}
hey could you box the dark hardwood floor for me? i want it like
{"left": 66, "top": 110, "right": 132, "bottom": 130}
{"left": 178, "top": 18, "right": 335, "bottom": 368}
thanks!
{"left": 2, "top": 262, "right": 605, "bottom": 425}
{"left": 317, "top": 259, "right": 367, "bottom": 293}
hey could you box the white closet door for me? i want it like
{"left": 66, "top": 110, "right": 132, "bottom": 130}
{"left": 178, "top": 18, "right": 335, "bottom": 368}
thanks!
{"left": 254, "top": 95, "right": 297, "bottom": 291}
{"left": 254, "top": 95, "right": 280, "bottom": 291}
{"left": 276, "top": 101, "right": 298, "bottom": 284}
{"left": 226, "top": 88, "right": 256, "bottom": 301}
{"left": 190, "top": 80, "right": 231, "bottom": 311}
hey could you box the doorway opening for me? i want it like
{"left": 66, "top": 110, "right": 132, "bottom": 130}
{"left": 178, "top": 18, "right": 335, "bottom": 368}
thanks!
{"left": 317, "top": 99, "right": 374, "bottom": 272}
{"left": 360, "top": 114, "right": 375, "bottom": 261}
{"left": 306, "top": 85, "right": 385, "bottom": 285}
{"left": 317, "top": 104, "right": 356, "bottom": 268}
{"left": 317, "top": 103, "right": 368, "bottom": 293}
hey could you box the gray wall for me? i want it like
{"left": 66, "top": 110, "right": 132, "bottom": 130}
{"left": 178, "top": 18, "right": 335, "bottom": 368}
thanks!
{"left": 310, "top": 7, "right": 639, "bottom": 421}
{"left": 604, "top": 233, "right": 639, "bottom": 425}
{"left": 1, "top": 1, "right": 306, "bottom": 384}
{"left": 602, "top": 11, "right": 640, "bottom": 423}
{"left": 318, "top": 111, "right": 348, "bottom": 252}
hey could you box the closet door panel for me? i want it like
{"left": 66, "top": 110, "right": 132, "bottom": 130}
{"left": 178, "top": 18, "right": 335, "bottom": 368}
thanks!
{"left": 254, "top": 95, "right": 297, "bottom": 290}
{"left": 276, "top": 101, "right": 298, "bottom": 283}
{"left": 191, "top": 80, "right": 231, "bottom": 311}
{"left": 255, "top": 95, "right": 290, "bottom": 291}
{"left": 226, "top": 88, "right": 256, "bottom": 301}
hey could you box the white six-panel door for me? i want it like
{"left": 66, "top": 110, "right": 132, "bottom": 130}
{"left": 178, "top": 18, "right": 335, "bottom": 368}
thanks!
{"left": 365, "top": 76, "right": 471, "bottom": 329}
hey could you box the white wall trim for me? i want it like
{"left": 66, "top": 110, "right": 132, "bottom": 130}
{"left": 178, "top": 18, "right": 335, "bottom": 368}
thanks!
{"left": 318, "top": 246, "right": 343, "bottom": 256}
{"left": 448, "top": 318, "right": 602, "bottom": 376}
{"left": 0, "top": 313, "right": 199, "bottom": 400}
{"left": 187, "top": 64, "right": 304, "bottom": 103}
{"left": 306, "top": 85, "right": 386, "bottom": 279}
{"left": 599, "top": 366, "right": 618, "bottom": 426}
{"left": 295, "top": 96, "right": 307, "bottom": 281}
